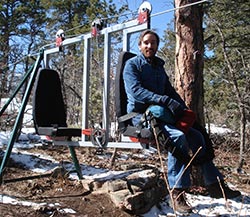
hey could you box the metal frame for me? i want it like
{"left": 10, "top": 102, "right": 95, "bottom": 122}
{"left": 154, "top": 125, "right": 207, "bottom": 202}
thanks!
{"left": 44, "top": 18, "right": 150, "bottom": 149}
{"left": 0, "top": 16, "right": 150, "bottom": 183}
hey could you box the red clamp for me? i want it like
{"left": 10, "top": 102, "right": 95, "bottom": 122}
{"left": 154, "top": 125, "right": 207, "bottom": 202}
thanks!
{"left": 91, "top": 19, "right": 103, "bottom": 37}
{"left": 138, "top": 10, "right": 150, "bottom": 24}
{"left": 56, "top": 37, "right": 63, "bottom": 47}
{"left": 56, "top": 29, "right": 65, "bottom": 50}
{"left": 137, "top": 1, "right": 152, "bottom": 24}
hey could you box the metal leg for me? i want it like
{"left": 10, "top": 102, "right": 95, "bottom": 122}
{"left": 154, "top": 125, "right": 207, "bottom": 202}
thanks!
{"left": 68, "top": 145, "right": 83, "bottom": 179}
{"left": 0, "top": 50, "right": 44, "bottom": 184}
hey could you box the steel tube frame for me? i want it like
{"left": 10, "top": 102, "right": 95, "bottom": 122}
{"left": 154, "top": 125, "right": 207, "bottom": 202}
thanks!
{"left": 33, "top": 19, "right": 149, "bottom": 149}
{"left": 0, "top": 17, "right": 150, "bottom": 184}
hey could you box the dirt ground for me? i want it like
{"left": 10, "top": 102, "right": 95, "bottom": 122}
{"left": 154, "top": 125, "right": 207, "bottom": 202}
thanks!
{"left": 0, "top": 135, "right": 249, "bottom": 217}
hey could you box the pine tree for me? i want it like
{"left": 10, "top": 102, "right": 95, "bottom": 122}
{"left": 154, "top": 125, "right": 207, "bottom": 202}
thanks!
{"left": 204, "top": 0, "right": 250, "bottom": 170}
{"left": 0, "top": 0, "right": 47, "bottom": 129}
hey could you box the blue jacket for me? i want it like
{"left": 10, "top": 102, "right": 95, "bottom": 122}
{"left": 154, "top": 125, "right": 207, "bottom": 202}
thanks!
{"left": 123, "top": 53, "right": 186, "bottom": 114}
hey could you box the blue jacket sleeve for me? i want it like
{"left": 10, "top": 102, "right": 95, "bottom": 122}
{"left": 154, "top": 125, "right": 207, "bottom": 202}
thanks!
{"left": 164, "top": 80, "right": 187, "bottom": 108}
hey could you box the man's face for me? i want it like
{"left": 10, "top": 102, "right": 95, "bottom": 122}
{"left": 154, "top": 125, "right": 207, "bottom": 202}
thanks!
{"left": 139, "top": 33, "right": 158, "bottom": 58}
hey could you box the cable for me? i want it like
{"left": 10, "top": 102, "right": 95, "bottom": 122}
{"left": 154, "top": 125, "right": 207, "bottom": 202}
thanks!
{"left": 1, "top": 55, "right": 31, "bottom": 72}
{"left": 50, "top": 0, "right": 209, "bottom": 45}
{"left": 151, "top": 0, "right": 209, "bottom": 18}
{"left": 64, "top": 11, "right": 137, "bottom": 35}
{"left": 6, "top": 0, "right": 209, "bottom": 67}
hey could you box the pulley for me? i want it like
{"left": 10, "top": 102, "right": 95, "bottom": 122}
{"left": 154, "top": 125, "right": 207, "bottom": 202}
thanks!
{"left": 138, "top": 1, "right": 152, "bottom": 24}
{"left": 90, "top": 127, "right": 107, "bottom": 148}
{"left": 91, "top": 18, "right": 103, "bottom": 37}
{"left": 56, "top": 29, "right": 65, "bottom": 50}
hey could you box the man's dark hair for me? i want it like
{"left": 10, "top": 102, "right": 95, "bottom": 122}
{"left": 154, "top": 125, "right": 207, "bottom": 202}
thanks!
{"left": 138, "top": 29, "right": 160, "bottom": 46}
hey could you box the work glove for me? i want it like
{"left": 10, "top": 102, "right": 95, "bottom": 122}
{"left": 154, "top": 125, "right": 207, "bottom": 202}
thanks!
{"left": 160, "top": 95, "right": 185, "bottom": 119}
{"left": 176, "top": 109, "right": 196, "bottom": 134}
{"left": 148, "top": 105, "right": 175, "bottom": 124}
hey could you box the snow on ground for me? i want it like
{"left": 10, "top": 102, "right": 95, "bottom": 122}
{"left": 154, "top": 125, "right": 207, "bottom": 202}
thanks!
{"left": 0, "top": 128, "right": 250, "bottom": 216}
{"left": 206, "top": 123, "right": 233, "bottom": 135}
{"left": 1, "top": 194, "right": 77, "bottom": 215}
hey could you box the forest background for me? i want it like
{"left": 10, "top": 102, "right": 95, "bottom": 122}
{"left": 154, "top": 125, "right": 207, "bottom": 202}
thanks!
{"left": 0, "top": 0, "right": 249, "bottom": 169}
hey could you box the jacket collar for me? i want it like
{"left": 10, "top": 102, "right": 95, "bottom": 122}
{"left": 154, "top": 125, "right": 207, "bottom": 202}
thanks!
{"left": 138, "top": 53, "right": 165, "bottom": 67}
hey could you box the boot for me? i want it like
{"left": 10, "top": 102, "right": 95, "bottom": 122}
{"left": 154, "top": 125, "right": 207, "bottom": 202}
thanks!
{"left": 207, "top": 181, "right": 241, "bottom": 199}
{"left": 169, "top": 189, "right": 192, "bottom": 215}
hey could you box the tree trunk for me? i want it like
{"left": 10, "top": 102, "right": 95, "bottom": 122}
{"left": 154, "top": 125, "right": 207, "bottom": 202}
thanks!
{"left": 174, "top": 0, "right": 205, "bottom": 125}
{"left": 174, "top": 0, "right": 205, "bottom": 187}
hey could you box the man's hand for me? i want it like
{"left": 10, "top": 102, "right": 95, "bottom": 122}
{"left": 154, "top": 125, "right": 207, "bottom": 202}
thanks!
{"left": 160, "top": 96, "right": 185, "bottom": 119}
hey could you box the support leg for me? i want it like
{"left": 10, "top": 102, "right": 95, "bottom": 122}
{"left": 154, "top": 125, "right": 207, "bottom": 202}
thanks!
{"left": 0, "top": 51, "right": 44, "bottom": 184}
{"left": 68, "top": 145, "right": 83, "bottom": 179}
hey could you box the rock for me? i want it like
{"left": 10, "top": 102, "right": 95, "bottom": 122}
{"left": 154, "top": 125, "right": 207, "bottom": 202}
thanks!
{"left": 80, "top": 179, "right": 105, "bottom": 191}
{"left": 89, "top": 167, "right": 168, "bottom": 215}
{"left": 126, "top": 168, "right": 159, "bottom": 190}
{"left": 110, "top": 189, "right": 131, "bottom": 206}
{"left": 102, "top": 179, "right": 128, "bottom": 192}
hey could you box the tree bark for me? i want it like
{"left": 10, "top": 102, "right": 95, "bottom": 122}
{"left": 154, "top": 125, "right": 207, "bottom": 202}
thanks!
{"left": 174, "top": 0, "right": 205, "bottom": 125}
{"left": 174, "top": 0, "right": 206, "bottom": 187}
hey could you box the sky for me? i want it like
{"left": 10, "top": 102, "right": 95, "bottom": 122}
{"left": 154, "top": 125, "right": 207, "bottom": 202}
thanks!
{"left": 114, "top": 0, "right": 175, "bottom": 52}
{"left": 122, "top": 0, "right": 174, "bottom": 34}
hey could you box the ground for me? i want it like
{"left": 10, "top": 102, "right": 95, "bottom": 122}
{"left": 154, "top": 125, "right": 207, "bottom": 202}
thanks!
{"left": 0, "top": 134, "right": 249, "bottom": 217}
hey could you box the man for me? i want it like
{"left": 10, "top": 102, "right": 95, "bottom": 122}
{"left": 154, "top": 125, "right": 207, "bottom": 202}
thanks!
{"left": 123, "top": 29, "right": 241, "bottom": 215}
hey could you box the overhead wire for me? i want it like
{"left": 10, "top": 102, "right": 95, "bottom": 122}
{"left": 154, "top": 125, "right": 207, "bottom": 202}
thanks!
{"left": 151, "top": 0, "right": 209, "bottom": 18}
{"left": 64, "top": 10, "right": 137, "bottom": 35}
{"left": 6, "top": 0, "right": 209, "bottom": 68}
{"left": 152, "top": 0, "right": 208, "bottom": 18}
{"left": 1, "top": 56, "right": 29, "bottom": 72}
{"left": 40, "top": 0, "right": 210, "bottom": 50}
